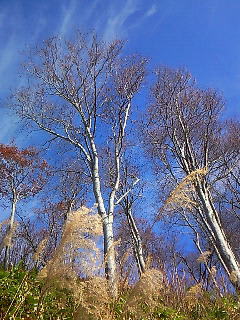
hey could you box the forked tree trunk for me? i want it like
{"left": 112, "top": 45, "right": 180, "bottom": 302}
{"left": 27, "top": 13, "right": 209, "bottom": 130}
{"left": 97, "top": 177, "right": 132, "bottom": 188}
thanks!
{"left": 126, "top": 207, "right": 145, "bottom": 275}
{"left": 91, "top": 155, "right": 118, "bottom": 297}
{"left": 179, "top": 140, "right": 240, "bottom": 289}
{"left": 196, "top": 183, "right": 240, "bottom": 289}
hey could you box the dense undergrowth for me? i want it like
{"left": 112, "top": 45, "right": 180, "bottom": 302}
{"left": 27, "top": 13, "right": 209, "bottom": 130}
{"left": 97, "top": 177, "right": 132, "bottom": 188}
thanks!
{"left": 0, "top": 264, "right": 240, "bottom": 320}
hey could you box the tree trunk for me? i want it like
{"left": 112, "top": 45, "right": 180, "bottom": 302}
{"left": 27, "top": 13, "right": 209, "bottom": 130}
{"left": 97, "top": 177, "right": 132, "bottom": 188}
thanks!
{"left": 126, "top": 207, "right": 146, "bottom": 276}
{"left": 91, "top": 155, "right": 118, "bottom": 296}
{"left": 196, "top": 183, "right": 240, "bottom": 289}
{"left": 180, "top": 144, "right": 240, "bottom": 289}
{"left": 4, "top": 199, "right": 17, "bottom": 270}
{"left": 102, "top": 213, "right": 118, "bottom": 296}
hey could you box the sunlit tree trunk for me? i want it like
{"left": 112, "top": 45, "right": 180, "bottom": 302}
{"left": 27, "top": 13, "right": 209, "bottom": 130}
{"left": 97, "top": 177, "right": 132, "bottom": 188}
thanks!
{"left": 4, "top": 195, "right": 17, "bottom": 270}
{"left": 196, "top": 183, "right": 240, "bottom": 289}
{"left": 126, "top": 207, "right": 145, "bottom": 275}
{"left": 92, "top": 151, "right": 118, "bottom": 296}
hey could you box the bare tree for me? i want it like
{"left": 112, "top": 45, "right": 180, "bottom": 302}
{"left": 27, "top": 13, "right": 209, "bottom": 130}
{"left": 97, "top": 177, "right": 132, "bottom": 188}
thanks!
{"left": 13, "top": 32, "right": 147, "bottom": 295}
{"left": 0, "top": 144, "right": 48, "bottom": 269}
{"left": 144, "top": 67, "right": 240, "bottom": 290}
{"left": 33, "top": 161, "right": 89, "bottom": 265}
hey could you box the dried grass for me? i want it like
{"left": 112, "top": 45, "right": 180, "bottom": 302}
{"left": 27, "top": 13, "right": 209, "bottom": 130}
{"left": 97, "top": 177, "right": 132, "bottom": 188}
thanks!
{"left": 165, "top": 168, "right": 208, "bottom": 210}
{"left": 196, "top": 250, "right": 211, "bottom": 263}
{"left": 0, "top": 220, "right": 18, "bottom": 249}
{"left": 36, "top": 207, "right": 115, "bottom": 319}
{"left": 38, "top": 207, "right": 103, "bottom": 281}
{"left": 33, "top": 237, "right": 48, "bottom": 262}
{"left": 230, "top": 270, "right": 239, "bottom": 283}
{"left": 74, "top": 276, "right": 111, "bottom": 320}
{"left": 126, "top": 268, "right": 163, "bottom": 316}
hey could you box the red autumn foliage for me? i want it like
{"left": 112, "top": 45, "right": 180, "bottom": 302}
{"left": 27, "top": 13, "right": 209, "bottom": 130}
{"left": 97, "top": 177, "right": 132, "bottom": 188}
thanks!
{"left": 0, "top": 144, "right": 48, "bottom": 201}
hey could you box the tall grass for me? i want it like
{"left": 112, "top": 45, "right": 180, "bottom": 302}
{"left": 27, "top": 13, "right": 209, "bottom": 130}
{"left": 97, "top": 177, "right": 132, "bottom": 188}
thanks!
{"left": 1, "top": 207, "right": 240, "bottom": 319}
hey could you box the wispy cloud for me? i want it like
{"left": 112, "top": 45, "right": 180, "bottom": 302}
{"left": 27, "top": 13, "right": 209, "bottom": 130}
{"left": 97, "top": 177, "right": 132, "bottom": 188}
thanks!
{"left": 59, "top": 0, "right": 78, "bottom": 37}
{"left": 0, "top": 0, "right": 161, "bottom": 145}
{"left": 0, "top": 35, "right": 16, "bottom": 80}
{"left": 103, "top": 0, "right": 139, "bottom": 40}
{"left": 0, "top": 111, "right": 18, "bottom": 143}
{"left": 0, "top": 5, "right": 43, "bottom": 143}
{"left": 146, "top": 4, "right": 157, "bottom": 17}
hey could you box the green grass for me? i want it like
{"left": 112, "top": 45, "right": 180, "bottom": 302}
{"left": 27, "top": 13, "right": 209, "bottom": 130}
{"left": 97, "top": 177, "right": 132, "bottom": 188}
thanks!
{"left": 0, "top": 265, "right": 239, "bottom": 320}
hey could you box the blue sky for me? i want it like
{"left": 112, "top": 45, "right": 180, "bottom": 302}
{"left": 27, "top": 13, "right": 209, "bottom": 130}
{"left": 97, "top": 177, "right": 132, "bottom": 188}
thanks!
{"left": 0, "top": 0, "right": 240, "bottom": 144}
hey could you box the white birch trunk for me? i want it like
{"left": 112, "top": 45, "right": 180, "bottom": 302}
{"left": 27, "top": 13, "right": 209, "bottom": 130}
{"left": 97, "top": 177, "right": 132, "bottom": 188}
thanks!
{"left": 91, "top": 153, "right": 118, "bottom": 296}
{"left": 84, "top": 101, "right": 131, "bottom": 297}
{"left": 179, "top": 143, "right": 240, "bottom": 289}
{"left": 126, "top": 208, "right": 145, "bottom": 275}
{"left": 4, "top": 198, "right": 17, "bottom": 270}
{"left": 196, "top": 183, "right": 240, "bottom": 289}
{"left": 102, "top": 213, "right": 118, "bottom": 296}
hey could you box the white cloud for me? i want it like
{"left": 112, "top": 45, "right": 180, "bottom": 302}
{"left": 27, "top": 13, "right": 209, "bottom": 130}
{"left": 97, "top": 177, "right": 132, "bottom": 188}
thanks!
{"left": 103, "top": 0, "right": 139, "bottom": 40}
{"left": 59, "top": 0, "right": 78, "bottom": 37}
{"left": 0, "top": 110, "right": 18, "bottom": 143}
{"left": 145, "top": 4, "right": 157, "bottom": 17}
